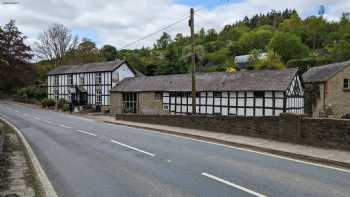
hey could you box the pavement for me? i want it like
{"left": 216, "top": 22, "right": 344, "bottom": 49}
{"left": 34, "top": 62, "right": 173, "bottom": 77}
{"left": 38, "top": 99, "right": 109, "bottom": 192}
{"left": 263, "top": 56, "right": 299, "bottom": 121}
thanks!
{"left": 95, "top": 116, "right": 350, "bottom": 169}
{"left": 0, "top": 101, "right": 350, "bottom": 197}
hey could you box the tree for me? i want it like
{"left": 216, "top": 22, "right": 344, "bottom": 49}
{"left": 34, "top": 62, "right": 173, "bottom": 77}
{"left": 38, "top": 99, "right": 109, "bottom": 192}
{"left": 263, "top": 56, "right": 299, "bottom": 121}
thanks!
{"left": 279, "top": 14, "right": 304, "bottom": 37}
{"left": 269, "top": 32, "right": 309, "bottom": 63}
{"left": 63, "top": 38, "right": 103, "bottom": 64}
{"left": 0, "top": 20, "right": 34, "bottom": 90}
{"left": 330, "top": 40, "right": 350, "bottom": 61}
{"left": 250, "top": 50, "right": 285, "bottom": 70}
{"left": 181, "top": 45, "right": 206, "bottom": 66}
{"left": 206, "top": 29, "right": 218, "bottom": 42}
{"left": 155, "top": 32, "right": 172, "bottom": 49}
{"left": 101, "top": 45, "right": 117, "bottom": 61}
{"left": 303, "top": 16, "right": 327, "bottom": 50}
{"left": 238, "top": 30, "right": 274, "bottom": 53}
{"left": 35, "top": 23, "right": 78, "bottom": 66}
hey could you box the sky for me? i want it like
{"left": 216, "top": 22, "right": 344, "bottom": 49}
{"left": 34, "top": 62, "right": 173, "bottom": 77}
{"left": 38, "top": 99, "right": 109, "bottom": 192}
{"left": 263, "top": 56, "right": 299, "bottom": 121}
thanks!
{"left": 1, "top": 0, "right": 350, "bottom": 50}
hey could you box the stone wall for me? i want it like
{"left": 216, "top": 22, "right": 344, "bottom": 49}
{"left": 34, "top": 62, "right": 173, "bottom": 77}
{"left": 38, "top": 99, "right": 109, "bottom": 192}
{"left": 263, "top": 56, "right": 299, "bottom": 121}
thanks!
{"left": 115, "top": 113, "right": 350, "bottom": 151}
{"left": 110, "top": 92, "right": 123, "bottom": 115}
{"left": 306, "top": 65, "right": 350, "bottom": 118}
{"left": 138, "top": 92, "right": 166, "bottom": 115}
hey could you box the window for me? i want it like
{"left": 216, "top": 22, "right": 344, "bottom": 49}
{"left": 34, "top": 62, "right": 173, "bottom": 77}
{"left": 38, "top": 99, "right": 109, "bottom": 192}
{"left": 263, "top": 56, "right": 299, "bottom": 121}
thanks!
{"left": 96, "top": 88, "right": 102, "bottom": 103}
{"left": 122, "top": 93, "right": 137, "bottom": 113}
{"left": 155, "top": 92, "right": 162, "bottom": 100}
{"left": 95, "top": 73, "right": 102, "bottom": 85}
{"left": 53, "top": 76, "right": 59, "bottom": 86}
{"left": 344, "top": 79, "right": 350, "bottom": 89}
{"left": 54, "top": 88, "right": 59, "bottom": 100}
{"left": 213, "top": 92, "right": 222, "bottom": 98}
{"left": 67, "top": 74, "right": 73, "bottom": 85}
{"left": 79, "top": 75, "right": 85, "bottom": 85}
{"left": 163, "top": 105, "right": 169, "bottom": 111}
{"left": 254, "top": 91, "right": 265, "bottom": 98}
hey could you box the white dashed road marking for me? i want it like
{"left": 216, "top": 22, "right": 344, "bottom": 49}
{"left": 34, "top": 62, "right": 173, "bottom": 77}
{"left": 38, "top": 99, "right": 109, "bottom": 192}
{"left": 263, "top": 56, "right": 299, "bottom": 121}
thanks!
{"left": 110, "top": 140, "right": 155, "bottom": 157}
{"left": 76, "top": 130, "right": 97, "bottom": 137}
{"left": 34, "top": 117, "right": 40, "bottom": 120}
{"left": 201, "top": 172, "right": 267, "bottom": 197}
{"left": 59, "top": 124, "right": 72, "bottom": 129}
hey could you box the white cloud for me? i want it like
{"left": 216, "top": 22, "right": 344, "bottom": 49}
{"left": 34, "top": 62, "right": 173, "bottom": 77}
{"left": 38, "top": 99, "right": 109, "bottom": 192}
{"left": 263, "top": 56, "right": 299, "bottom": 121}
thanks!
{"left": 1, "top": 0, "right": 350, "bottom": 50}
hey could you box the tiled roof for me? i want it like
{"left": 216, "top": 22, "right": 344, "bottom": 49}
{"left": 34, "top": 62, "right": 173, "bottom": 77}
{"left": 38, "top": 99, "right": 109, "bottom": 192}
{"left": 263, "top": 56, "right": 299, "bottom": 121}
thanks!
{"left": 112, "top": 68, "right": 298, "bottom": 92}
{"left": 47, "top": 60, "right": 127, "bottom": 75}
{"left": 303, "top": 60, "right": 350, "bottom": 83}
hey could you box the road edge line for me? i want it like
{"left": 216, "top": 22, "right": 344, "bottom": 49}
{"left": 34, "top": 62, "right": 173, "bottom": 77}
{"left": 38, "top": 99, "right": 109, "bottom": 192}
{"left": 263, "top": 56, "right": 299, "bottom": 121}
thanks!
{"left": 104, "top": 120, "right": 350, "bottom": 172}
{"left": 0, "top": 117, "right": 58, "bottom": 197}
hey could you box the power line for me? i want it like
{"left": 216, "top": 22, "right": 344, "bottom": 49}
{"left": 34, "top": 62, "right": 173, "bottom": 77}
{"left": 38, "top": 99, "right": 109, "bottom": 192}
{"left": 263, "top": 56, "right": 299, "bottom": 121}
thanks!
{"left": 119, "top": 1, "right": 229, "bottom": 50}
{"left": 120, "top": 15, "right": 190, "bottom": 49}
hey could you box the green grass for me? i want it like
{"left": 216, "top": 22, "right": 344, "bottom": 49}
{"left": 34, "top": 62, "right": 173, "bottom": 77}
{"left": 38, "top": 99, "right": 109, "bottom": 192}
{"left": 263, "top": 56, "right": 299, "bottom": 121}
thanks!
{"left": 0, "top": 120, "right": 44, "bottom": 197}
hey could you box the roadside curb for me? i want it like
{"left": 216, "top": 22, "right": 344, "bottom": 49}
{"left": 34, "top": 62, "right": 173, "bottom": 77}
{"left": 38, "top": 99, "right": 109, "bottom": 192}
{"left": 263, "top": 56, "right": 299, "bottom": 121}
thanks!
{"left": 105, "top": 120, "right": 350, "bottom": 170}
{"left": 0, "top": 117, "right": 58, "bottom": 197}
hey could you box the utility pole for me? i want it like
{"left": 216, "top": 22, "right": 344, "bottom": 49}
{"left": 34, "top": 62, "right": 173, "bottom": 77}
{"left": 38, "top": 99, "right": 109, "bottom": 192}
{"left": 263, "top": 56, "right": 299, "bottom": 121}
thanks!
{"left": 189, "top": 8, "right": 196, "bottom": 114}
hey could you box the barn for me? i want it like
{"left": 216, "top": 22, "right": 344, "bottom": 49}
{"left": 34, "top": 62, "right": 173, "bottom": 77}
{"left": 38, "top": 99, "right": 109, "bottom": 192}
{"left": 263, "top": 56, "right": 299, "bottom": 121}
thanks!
{"left": 110, "top": 68, "right": 304, "bottom": 116}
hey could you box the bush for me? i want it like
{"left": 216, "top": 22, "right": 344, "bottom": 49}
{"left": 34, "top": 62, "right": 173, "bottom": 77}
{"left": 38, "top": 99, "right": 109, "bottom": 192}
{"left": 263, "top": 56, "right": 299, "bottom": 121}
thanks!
{"left": 56, "top": 98, "right": 68, "bottom": 110}
{"left": 41, "top": 98, "right": 56, "bottom": 108}
{"left": 62, "top": 104, "right": 70, "bottom": 112}
{"left": 16, "top": 86, "right": 46, "bottom": 101}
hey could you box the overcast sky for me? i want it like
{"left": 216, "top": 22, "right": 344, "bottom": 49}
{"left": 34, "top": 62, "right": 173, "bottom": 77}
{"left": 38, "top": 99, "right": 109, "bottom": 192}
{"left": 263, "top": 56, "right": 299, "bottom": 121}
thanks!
{"left": 1, "top": 0, "right": 350, "bottom": 49}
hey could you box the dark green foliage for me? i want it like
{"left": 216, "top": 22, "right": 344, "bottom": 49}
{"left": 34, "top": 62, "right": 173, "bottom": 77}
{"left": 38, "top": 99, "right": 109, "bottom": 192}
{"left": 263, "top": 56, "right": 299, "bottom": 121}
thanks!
{"left": 41, "top": 98, "right": 56, "bottom": 108}
{"left": 0, "top": 20, "right": 35, "bottom": 91}
{"left": 330, "top": 40, "right": 350, "bottom": 62}
{"left": 16, "top": 86, "right": 47, "bottom": 101}
{"left": 32, "top": 9, "right": 350, "bottom": 79}
{"left": 268, "top": 32, "right": 309, "bottom": 63}
{"left": 101, "top": 45, "right": 117, "bottom": 61}
{"left": 238, "top": 30, "right": 274, "bottom": 52}
{"left": 287, "top": 57, "right": 333, "bottom": 75}
{"left": 56, "top": 98, "right": 68, "bottom": 110}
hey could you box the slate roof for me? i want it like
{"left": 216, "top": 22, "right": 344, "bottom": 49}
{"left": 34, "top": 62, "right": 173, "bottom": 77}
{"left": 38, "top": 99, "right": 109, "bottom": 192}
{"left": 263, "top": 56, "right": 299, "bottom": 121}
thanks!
{"left": 302, "top": 60, "right": 350, "bottom": 83}
{"left": 112, "top": 68, "right": 298, "bottom": 92}
{"left": 47, "top": 60, "right": 128, "bottom": 75}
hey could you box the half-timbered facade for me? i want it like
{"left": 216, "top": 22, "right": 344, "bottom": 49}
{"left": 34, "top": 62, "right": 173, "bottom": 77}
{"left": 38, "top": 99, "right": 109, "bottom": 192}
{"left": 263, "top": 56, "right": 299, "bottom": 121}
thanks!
{"left": 47, "top": 60, "right": 137, "bottom": 109}
{"left": 110, "top": 68, "right": 304, "bottom": 116}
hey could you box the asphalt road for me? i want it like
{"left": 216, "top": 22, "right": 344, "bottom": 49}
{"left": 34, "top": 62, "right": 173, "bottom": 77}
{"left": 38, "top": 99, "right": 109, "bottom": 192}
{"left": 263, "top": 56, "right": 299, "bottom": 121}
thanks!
{"left": 0, "top": 101, "right": 349, "bottom": 197}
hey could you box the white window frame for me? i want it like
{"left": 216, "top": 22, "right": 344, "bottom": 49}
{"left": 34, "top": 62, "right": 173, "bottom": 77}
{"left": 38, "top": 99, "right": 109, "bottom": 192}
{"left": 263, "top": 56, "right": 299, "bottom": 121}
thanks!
{"left": 79, "top": 75, "right": 85, "bottom": 85}
{"left": 96, "top": 87, "right": 102, "bottom": 103}
{"left": 67, "top": 74, "right": 73, "bottom": 85}
{"left": 54, "top": 88, "right": 59, "bottom": 100}
{"left": 54, "top": 76, "right": 59, "bottom": 86}
{"left": 96, "top": 73, "right": 102, "bottom": 85}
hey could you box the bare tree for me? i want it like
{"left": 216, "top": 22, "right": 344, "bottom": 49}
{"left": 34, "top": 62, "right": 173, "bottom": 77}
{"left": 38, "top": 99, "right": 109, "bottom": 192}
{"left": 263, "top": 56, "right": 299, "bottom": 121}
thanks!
{"left": 35, "top": 23, "right": 78, "bottom": 66}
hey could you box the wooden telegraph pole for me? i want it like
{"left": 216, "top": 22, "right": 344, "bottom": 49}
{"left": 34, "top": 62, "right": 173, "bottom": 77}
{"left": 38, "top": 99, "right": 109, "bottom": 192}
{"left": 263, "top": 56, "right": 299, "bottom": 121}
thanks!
{"left": 189, "top": 8, "right": 196, "bottom": 114}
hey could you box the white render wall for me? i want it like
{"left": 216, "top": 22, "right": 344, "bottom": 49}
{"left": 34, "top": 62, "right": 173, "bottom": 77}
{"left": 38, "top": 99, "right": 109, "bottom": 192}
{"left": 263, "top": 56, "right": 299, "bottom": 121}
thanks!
{"left": 112, "top": 63, "right": 135, "bottom": 87}
{"left": 48, "top": 63, "right": 136, "bottom": 106}
{"left": 162, "top": 91, "right": 291, "bottom": 116}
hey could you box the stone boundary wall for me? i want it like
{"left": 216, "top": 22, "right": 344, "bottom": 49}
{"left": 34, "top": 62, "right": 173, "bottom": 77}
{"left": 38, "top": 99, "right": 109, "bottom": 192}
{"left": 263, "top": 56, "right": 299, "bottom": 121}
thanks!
{"left": 116, "top": 113, "right": 350, "bottom": 151}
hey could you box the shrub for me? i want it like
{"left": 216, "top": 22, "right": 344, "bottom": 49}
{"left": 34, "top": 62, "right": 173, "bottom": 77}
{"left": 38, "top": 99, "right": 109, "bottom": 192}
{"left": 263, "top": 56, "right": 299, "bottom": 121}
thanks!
{"left": 62, "top": 104, "right": 70, "bottom": 112}
{"left": 56, "top": 98, "right": 68, "bottom": 110}
{"left": 41, "top": 98, "right": 56, "bottom": 108}
{"left": 16, "top": 86, "right": 47, "bottom": 101}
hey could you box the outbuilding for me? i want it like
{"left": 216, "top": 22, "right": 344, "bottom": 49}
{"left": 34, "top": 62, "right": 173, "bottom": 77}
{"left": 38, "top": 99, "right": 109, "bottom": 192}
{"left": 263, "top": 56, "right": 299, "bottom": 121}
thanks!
{"left": 303, "top": 60, "right": 350, "bottom": 118}
{"left": 110, "top": 68, "right": 304, "bottom": 116}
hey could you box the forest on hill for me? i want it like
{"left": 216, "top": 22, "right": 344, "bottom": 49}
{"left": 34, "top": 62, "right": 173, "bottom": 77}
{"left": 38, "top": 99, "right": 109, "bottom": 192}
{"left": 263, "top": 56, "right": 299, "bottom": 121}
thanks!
{"left": 1, "top": 9, "right": 350, "bottom": 92}
{"left": 117, "top": 9, "right": 350, "bottom": 75}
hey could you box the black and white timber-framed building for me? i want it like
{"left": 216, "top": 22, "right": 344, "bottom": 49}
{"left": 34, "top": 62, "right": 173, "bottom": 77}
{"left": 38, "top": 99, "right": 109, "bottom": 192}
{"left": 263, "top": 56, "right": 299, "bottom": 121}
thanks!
{"left": 110, "top": 68, "right": 304, "bottom": 116}
{"left": 47, "top": 60, "right": 137, "bottom": 109}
